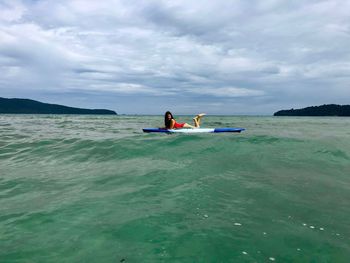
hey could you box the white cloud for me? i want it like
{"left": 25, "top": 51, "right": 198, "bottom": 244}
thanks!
{"left": 0, "top": 0, "right": 26, "bottom": 22}
{"left": 187, "top": 86, "right": 264, "bottom": 97}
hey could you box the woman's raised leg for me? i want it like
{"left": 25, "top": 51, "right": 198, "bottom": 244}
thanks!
{"left": 193, "top": 113, "right": 206, "bottom": 127}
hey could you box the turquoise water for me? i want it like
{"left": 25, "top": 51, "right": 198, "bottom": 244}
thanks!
{"left": 1, "top": 115, "right": 349, "bottom": 262}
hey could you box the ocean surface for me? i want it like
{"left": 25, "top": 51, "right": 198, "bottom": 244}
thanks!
{"left": 0, "top": 114, "right": 349, "bottom": 262}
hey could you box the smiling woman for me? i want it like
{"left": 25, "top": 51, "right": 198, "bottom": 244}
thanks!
{"left": 164, "top": 111, "right": 205, "bottom": 129}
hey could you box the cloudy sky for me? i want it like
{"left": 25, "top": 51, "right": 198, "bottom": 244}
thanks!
{"left": 1, "top": 0, "right": 349, "bottom": 114}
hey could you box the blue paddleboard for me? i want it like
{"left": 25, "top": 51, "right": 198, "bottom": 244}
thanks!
{"left": 143, "top": 128, "right": 245, "bottom": 133}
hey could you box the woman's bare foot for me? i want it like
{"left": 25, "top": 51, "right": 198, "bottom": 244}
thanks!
{"left": 193, "top": 113, "right": 206, "bottom": 127}
{"left": 193, "top": 113, "right": 206, "bottom": 121}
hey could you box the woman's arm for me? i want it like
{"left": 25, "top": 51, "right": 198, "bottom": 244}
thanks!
{"left": 169, "top": 119, "right": 175, "bottom": 129}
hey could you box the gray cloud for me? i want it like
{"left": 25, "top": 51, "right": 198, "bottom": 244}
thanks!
{"left": 0, "top": 0, "right": 350, "bottom": 114}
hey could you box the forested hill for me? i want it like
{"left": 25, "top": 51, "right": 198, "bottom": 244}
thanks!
{"left": 274, "top": 104, "right": 350, "bottom": 116}
{"left": 0, "top": 97, "right": 117, "bottom": 115}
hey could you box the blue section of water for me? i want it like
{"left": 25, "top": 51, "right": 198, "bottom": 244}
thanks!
{"left": 0, "top": 115, "right": 350, "bottom": 262}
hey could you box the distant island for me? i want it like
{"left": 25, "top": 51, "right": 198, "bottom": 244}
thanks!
{"left": 0, "top": 97, "right": 117, "bottom": 115}
{"left": 274, "top": 104, "right": 350, "bottom": 116}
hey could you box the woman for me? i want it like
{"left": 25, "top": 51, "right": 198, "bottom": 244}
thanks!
{"left": 164, "top": 111, "right": 205, "bottom": 129}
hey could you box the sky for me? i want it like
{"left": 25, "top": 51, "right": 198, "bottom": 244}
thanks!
{"left": 0, "top": 0, "right": 350, "bottom": 115}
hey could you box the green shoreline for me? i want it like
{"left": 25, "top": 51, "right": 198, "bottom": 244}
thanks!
{"left": 0, "top": 97, "right": 117, "bottom": 115}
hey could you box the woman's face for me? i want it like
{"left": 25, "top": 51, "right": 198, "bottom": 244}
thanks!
{"left": 167, "top": 113, "right": 172, "bottom": 119}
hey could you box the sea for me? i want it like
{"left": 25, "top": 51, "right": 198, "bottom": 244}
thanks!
{"left": 0, "top": 114, "right": 349, "bottom": 262}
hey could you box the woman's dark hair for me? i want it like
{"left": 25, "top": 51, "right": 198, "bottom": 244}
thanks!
{"left": 164, "top": 111, "right": 173, "bottom": 128}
